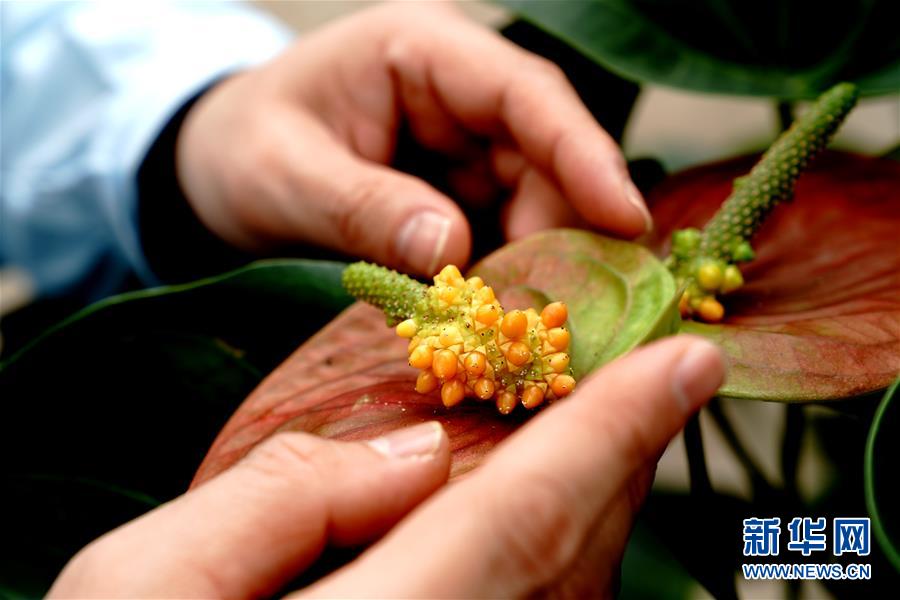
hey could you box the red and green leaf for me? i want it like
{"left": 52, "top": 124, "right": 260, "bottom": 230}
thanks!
{"left": 193, "top": 231, "right": 677, "bottom": 486}
{"left": 646, "top": 151, "right": 900, "bottom": 401}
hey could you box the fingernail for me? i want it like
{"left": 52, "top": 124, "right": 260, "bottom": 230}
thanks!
{"left": 367, "top": 421, "right": 444, "bottom": 459}
{"left": 395, "top": 211, "right": 451, "bottom": 275}
{"left": 672, "top": 341, "right": 725, "bottom": 414}
{"left": 623, "top": 179, "right": 653, "bottom": 234}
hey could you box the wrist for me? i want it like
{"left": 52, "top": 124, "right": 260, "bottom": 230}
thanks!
{"left": 137, "top": 78, "right": 254, "bottom": 283}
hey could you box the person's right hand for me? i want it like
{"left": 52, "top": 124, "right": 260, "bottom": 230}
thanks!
{"left": 175, "top": 2, "right": 651, "bottom": 277}
{"left": 49, "top": 336, "right": 723, "bottom": 599}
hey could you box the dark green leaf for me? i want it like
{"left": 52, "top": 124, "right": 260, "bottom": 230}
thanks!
{"left": 0, "top": 259, "right": 352, "bottom": 596}
{"left": 865, "top": 376, "right": 900, "bottom": 572}
{"left": 498, "top": 0, "right": 900, "bottom": 98}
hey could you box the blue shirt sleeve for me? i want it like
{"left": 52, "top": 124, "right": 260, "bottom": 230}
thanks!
{"left": 0, "top": 1, "right": 292, "bottom": 300}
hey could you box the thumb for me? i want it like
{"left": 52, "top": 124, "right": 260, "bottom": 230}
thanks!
{"left": 306, "top": 336, "right": 724, "bottom": 598}
{"left": 49, "top": 422, "right": 450, "bottom": 599}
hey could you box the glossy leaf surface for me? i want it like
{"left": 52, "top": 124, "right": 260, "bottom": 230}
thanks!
{"left": 499, "top": 0, "right": 900, "bottom": 98}
{"left": 0, "top": 260, "right": 352, "bottom": 595}
{"left": 194, "top": 230, "right": 677, "bottom": 485}
{"left": 646, "top": 152, "right": 900, "bottom": 400}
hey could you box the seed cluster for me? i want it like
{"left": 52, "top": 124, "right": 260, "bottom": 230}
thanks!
{"left": 667, "top": 82, "right": 858, "bottom": 323}
{"left": 342, "top": 262, "right": 576, "bottom": 414}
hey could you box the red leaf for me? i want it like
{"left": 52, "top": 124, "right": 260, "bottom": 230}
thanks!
{"left": 193, "top": 231, "right": 675, "bottom": 487}
{"left": 645, "top": 151, "right": 900, "bottom": 401}
{"left": 192, "top": 303, "right": 525, "bottom": 487}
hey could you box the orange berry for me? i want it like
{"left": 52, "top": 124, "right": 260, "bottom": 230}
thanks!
{"left": 547, "top": 327, "right": 570, "bottom": 350}
{"left": 501, "top": 310, "right": 528, "bottom": 339}
{"left": 697, "top": 297, "right": 725, "bottom": 323}
{"left": 540, "top": 302, "right": 568, "bottom": 328}
{"left": 474, "top": 377, "right": 495, "bottom": 400}
{"left": 464, "top": 351, "right": 486, "bottom": 376}
{"left": 550, "top": 374, "right": 575, "bottom": 398}
{"left": 408, "top": 345, "right": 434, "bottom": 369}
{"left": 521, "top": 385, "right": 545, "bottom": 409}
{"left": 496, "top": 390, "right": 517, "bottom": 415}
{"left": 432, "top": 349, "right": 459, "bottom": 379}
{"left": 476, "top": 303, "right": 500, "bottom": 326}
{"left": 547, "top": 352, "right": 570, "bottom": 373}
{"left": 416, "top": 370, "right": 439, "bottom": 394}
{"left": 441, "top": 379, "right": 466, "bottom": 407}
{"left": 506, "top": 341, "right": 532, "bottom": 366}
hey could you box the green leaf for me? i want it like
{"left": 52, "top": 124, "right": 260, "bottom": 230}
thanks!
{"left": 620, "top": 519, "right": 707, "bottom": 600}
{"left": 471, "top": 229, "right": 679, "bottom": 377}
{"left": 865, "top": 376, "right": 900, "bottom": 572}
{"left": 194, "top": 230, "right": 678, "bottom": 485}
{"left": 498, "top": 0, "right": 900, "bottom": 98}
{"left": 0, "top": 259, "right": 352, "bottom": 596}
{"left": 646, "top": 151, "right": 900, "bottom": 401}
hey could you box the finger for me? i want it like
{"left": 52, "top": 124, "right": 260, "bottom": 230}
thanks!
{"left": 50, "top": 423, "right": 450, "bottom": 599}
{"left": 502, "top": 166, "right": 584, "bottom": 240}
{"left": 543, "top": 462, "right": 657, "bottom": 597}
{"left": 241, "top": 110, "right": 471, "bottom": 276}
{"left": 307, "top": 336, "right": 724, "bottom": 598}
{"left": 384, "top": 13, "right": 652, "bottom": 236}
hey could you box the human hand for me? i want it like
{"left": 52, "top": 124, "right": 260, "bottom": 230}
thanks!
{"left": 176, "top": 2, "right": 652, "bottom": 276}
{"left": 49, "top": 336, "right": 723, "bottom": 598}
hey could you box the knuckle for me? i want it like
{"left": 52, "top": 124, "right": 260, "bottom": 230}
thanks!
{"left": 242, "top": 431, "right": 328, "bottom": 485}
{"left": 485, "top": 470, "right": 583, "bottom": 583}
{"left": 530, "top": 56, "right": 567, "bottom": 83}
{"left": 335, "top": 174, "right": 386, "bottom": 249}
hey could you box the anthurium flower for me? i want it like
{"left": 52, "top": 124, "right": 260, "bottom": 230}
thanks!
{"left": 195, "top": 151, "right": 900, "bottom": 485}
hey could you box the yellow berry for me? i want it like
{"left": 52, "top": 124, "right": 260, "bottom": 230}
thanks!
{"left": 439, "top": 286, "right": 459, "bottom": 305}
{"left": 476, "top": 304, "right": 500, "bottom": 326}
{"left": 464, "top": 351, "right": 487, "bottom": 377}
{"left": 439, "top": 325, "right": 462, "bottom": 347}
{"left": 496, "top": 390, "right": 517, "bottom": 415}
{"left": 550, "top": 374, "right": 575, "bottom": 397}
{"left": 416, "top": 370, "right": 439, "bottom": 394}
{"left": 506, "top": 341, "right": 532, "bottom": 366}
{"left": 697, "top": 297, "right": 725, "bottom": 323}
{"left": 466, "top": 276, "right": 485, "bottom": 289}
{"left": 721, "top": 265, "right": 744, "bottom": 293}
{"left": 697, "top": 261, "right": 723, "bottom": 291}
{"left": 540, "top": 302, "right": 568, "bottom": 328}
{"left": 441, "top": 379, "right": 465, "bottom": 407}
{"left": 396, "top": 319, "right": 418, "bottom": 338}
{"left": 547, "top": 352, "right": 570, "bottom": 373}
{"left": 409, "top": 345, "right": 434, "bottom": 369}
{"left": 521, "top": 385, "right": 545, "bottom": 409}
{"left": 501, "top": 310, "right": 528, "bottom": 339}
{"left": 474, "top": 377, "right": 495, "bottom": 400}
{"left": 477, "top": 286, "right": 496, "bottom": 303}
{"left": 547, "top": 327, "right": 570, "bottom": 350}
{"left": 438, "top": 265, "right": 464, "bottom": 286}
